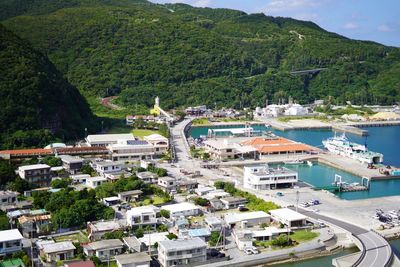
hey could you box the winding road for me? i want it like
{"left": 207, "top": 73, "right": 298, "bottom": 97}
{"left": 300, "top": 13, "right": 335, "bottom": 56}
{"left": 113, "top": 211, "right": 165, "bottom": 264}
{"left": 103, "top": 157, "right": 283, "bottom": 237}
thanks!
{"left": 171, "top": 118, "right": 396, "bottom": 267}
{"left": 291, "top": 207, "right": 393, "bottom": 267}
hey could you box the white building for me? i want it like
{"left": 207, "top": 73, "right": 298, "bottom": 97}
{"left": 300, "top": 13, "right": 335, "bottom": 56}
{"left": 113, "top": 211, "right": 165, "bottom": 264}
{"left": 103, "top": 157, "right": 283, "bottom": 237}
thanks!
{"left": 123, "top": 232, "right": 169, "bottom": 254}
{"left": 70, "top": 174, "right": 91, "bottom": 184}
{"left": 85, "top": 134, "right": 135, "bottom": 147}
{"left": 204, "top": 216, "right": 223, "bottom": 232}
{"left": 269, "top": 208, "right": 308, "bottom": 228}
{"left": 252, "top": 227, "right": 289, "bottom": 241}
{"left": 161, "top": 202, "right": 202, "bottom": 219}
{"left": 232, "top": 229, "right": 253, "bottom": 250}
{"left": 58, "top": 155, "right": 83, "bottom": 174}
{"left": 157, "top": 177, "right": 177, "bottom": 193}
{"left": 203, "top": 139, "right": 257, "bottom": 160}
{"left": 83, "top": 239, "right": 124, "bottom": 262}
{"left": 243, "top": 165, "right": 298, "bottom": 190}
{"left": 0, "top": 191, "right": 19, "bottom": 205}
{"left": 136, "top": 172, "right": 158, "bottom": 184}
{"left": 233, "top": 227, "right": 288, "bottom": 250}
{"left": 94, "top": 161, "right": 123, "bottom": 176}
{"left": 40, "top": 241, "right": 75, "bottom": 263}
{"left": 284, "top": 104, "right": 308, "bottom": 116}
{"left": 18, "top": 164, "right": 52, "bottom": 187}
{"left": 0, "top": 229, "right": 23, "bottom": 256}
{"left": 224, "top": 211, "right": 271, "bottom": 228}
{"left": 115, "top": 253, "right": 151, "bottom": 267}
{"left": 108, "top": 140, "right": 155, "bottom": 162}
{"left": 86, "top": 176, "right": 108, "bottom": 189}
{"left": 126, "top": 205, "right": 160, "bottom": 228}
{"left": 144, "top": 134, "right": 169, "bottom": 155}
{"left": 158, "top": 238, "right": 207, "bottom": 267}
{"left": 220, "top": 197, "right": 247, "bottom": 210}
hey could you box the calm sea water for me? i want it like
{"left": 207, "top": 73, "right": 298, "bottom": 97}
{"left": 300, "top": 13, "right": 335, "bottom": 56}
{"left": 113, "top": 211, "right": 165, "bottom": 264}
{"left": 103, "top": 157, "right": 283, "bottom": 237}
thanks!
{"left": 189, "top": 125, "right": 400, "bottom": 200}
{"left": 271, "top": 240, "right": 400, "bottom": 267}
{"left": 188, "top": 125, "right": 400, "bottom": 166}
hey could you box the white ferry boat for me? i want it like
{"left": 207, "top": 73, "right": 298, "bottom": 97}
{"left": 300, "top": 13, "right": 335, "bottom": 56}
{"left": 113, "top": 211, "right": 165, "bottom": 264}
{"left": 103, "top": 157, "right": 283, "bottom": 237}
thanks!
{"left": 322, "top": 133, "right": 383, "bottom": 164}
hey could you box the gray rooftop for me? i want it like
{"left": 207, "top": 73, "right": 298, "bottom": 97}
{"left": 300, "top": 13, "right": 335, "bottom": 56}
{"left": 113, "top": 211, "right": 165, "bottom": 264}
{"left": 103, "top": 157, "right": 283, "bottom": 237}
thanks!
{"left": 115, "top": 253, "right": 151, "bottom": 264}
{"left": 136, "top": 171, "right": 157, "bottom": 179}
{"left": 42, "top": 241, "right": 75, "bottom": 254}
{"left": 158, "top": 237, "right": 206, "bottom": 252}
{"left": 59, "top": 155, "right": 83, "bottom": 164}
{"left": 247, "top": 166, "right": 298, "bottom": 176}
{"left": 118, "top": 190, "right": 143, "bottom": 197}
{"left": 95, "top": 161, "right": 122, "bottom": 167}
{"left": 85, "top": 239, "right": 124, "bottom": 250}
{"left": 122, "top": 236, "right": 140, "bottom": 249}
{"left": 89, "top": 220, "right": 122, "bottom": 232}
{"left": 220, "top": 196, "right": 247, "bottom": 204}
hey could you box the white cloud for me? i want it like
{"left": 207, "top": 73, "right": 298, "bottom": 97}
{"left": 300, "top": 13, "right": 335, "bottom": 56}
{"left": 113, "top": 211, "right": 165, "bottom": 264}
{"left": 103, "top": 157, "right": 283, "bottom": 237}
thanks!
{"left": 377, "top": 24, "right": 392, "bottom": 32}
{"left": 194, "top": 0, "right": 211, "bottom": 7}
{"left": 265, "top": 0, "right": 321, "bottom": 14}
{"left": 293, "top": 13, "right": 319, "bottom": 21}
{"left": 343, "top": 22, "right": 358, "bottom": 30}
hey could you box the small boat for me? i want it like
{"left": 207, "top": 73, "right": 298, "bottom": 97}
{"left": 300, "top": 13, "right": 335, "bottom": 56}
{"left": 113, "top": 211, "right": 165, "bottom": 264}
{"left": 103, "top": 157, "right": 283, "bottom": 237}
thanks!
{"left": 286, "top": 159, "right": 304, "bottom": 165}
{"left": 306, "top": 160, "right": 313, "bottom": 167}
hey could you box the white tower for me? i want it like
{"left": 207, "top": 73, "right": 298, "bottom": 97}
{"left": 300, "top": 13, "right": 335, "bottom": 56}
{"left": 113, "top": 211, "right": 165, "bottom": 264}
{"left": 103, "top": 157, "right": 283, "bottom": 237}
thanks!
{"left": 155, "top": 96, "right": 160, "bottom": 107}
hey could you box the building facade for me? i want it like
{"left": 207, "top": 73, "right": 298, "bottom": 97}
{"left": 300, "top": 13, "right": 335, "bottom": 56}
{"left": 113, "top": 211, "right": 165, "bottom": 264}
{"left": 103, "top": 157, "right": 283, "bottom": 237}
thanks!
{"left": 243, "top": 165, "right": 298, "bottom": 190}
{"left": 0, "top": 229, "right": 23, "bottom": 256}
{"left": 158, "top": 238, "right": 207, "bottom": 267}
{"left": 18, "top": 164, "right": 52, "bottom": 187}
{"left": 108, "top": 140, "right": 155, "bottom": 162}
{"left": 126, "top": 205, "right": 159, "bottom": 228}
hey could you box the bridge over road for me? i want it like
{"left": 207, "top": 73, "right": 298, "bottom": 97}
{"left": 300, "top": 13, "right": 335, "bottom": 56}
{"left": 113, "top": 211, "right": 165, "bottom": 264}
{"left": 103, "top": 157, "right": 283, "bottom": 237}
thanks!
{"left": 291, "top": 207, "right": 394, "bottom": 267}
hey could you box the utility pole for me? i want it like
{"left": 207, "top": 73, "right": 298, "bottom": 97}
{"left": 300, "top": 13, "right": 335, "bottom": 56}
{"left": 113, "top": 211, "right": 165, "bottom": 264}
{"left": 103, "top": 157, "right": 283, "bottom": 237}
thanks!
{"left": 296, "top": 190, "right": 299, "bottom": 212}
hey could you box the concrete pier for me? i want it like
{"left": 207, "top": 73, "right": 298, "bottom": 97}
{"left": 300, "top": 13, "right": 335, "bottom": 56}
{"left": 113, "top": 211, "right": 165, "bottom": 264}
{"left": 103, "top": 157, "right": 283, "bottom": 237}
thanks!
{"left": 332, "top": 125, "right": 368, "bottom": 136}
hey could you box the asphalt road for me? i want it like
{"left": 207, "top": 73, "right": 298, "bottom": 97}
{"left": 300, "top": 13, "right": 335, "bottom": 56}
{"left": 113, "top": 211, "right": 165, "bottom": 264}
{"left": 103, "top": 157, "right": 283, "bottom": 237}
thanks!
{"left": 171, "top": 119, "right": 394, "bottom": 267}
{"left": 291, "top": 207, "right": 393, "bottom": 267}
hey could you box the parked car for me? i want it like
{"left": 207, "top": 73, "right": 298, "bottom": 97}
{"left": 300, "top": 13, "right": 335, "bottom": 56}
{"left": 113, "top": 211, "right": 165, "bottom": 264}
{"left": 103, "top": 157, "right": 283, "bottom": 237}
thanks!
{"left": 244, "top": 248, "right": 252, "bottom": 255}
{"left": 249, "top": 247, "right": 259, "bottom": 254}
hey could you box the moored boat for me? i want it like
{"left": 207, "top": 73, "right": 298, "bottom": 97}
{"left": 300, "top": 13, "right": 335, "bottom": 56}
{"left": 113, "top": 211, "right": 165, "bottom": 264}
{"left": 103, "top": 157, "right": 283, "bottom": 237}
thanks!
{"left": 322, "top": 133, "right": 383, "bottom": 164}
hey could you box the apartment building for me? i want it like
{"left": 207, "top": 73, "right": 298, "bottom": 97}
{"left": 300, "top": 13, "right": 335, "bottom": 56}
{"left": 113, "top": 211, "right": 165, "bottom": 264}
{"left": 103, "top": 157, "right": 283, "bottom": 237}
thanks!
{"left": 158, "top": 238, "right": 207, "bottom": 267}
{"left": 18, "top": 164, "right": 52, "bottom": 187}
{"left": 126, "top": 205, "right": 159, "bottom": 228}
{"left": 243, "top": 165, "right": 298, "bottom": 190}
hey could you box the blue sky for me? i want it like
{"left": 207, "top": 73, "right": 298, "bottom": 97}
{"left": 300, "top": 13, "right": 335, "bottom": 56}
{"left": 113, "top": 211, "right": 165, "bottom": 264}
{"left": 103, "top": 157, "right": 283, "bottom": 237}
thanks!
{"left": 150, "top": 0, "right": 399, "bottom": 47}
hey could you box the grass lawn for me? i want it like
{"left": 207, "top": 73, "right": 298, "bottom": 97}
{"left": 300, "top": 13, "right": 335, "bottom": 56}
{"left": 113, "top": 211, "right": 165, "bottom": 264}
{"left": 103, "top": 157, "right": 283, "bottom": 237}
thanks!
{"left": 54, "top": 231, "right": 89, "bottom": 243}
{"left": 132, "top": 129, "right": 161, "bottom": 138}
{"left": 152, "top": 196, "right": 167, "bottom": 205}
{"left": 192, "top": 118, "right": 209, "bottom": 125}
{"left": 291, "top": 230, "right": 319, "bottom": 242}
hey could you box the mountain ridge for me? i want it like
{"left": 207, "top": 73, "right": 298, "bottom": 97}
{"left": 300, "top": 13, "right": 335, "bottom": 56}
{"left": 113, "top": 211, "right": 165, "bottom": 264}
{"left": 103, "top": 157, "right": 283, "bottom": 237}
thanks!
{"left": 1, "top": 0, "right": 399, "bottom": 113}
{"left": 0, "top": 24, "right": 97, "bottom": 149}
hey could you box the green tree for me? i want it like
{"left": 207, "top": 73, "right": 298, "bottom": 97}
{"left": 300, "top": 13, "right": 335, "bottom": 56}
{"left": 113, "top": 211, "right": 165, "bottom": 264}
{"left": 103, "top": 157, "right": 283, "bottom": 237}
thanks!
{"left": 193, "top": 197, "right": 209, "bottom": 207}
{"left": 159, "top": 209, "right": 170, "bottom": 219}
{"left": 81, "top": 164, "right": 96, "bottom": 176}
{"left": 166, "top": 233, "right": 177, "bottom": 240}
{"left": 0, "top": 211, "right": 9, "bottom": 230}
{"left": 42, "top": 156, "right": 62, "bottom": 167}
{"left": 51, "top": 178, "right": 71, "bottom": 189}
{"left": 0, "top": 159, "right": 15, "bottom": 187}
{"left": 7, "top": 177, "right": 32, "bottom": 193}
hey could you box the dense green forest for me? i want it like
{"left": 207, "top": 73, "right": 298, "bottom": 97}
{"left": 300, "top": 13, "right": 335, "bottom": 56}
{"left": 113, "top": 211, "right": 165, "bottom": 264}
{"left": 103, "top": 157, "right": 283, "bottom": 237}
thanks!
{"left": 0, "top": 0, "right": 399, "bottom": 120}
{"left": 0, "top": 25, "right": 97, "bottom": 149}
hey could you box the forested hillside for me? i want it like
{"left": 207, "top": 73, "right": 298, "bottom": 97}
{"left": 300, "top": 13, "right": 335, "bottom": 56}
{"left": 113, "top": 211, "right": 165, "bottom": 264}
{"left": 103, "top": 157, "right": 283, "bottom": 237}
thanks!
{"left": 0, "top": 25, "right": 96, "bottom": 149}
{"left": 1, "top": 0, "right": 399, "bottom": 111}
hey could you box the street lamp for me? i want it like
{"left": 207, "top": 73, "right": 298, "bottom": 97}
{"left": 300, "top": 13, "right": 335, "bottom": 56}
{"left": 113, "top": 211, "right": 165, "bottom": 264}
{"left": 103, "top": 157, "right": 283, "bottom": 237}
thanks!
{"left": 296, "top": 190, "right": 299, "bottom": 212}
